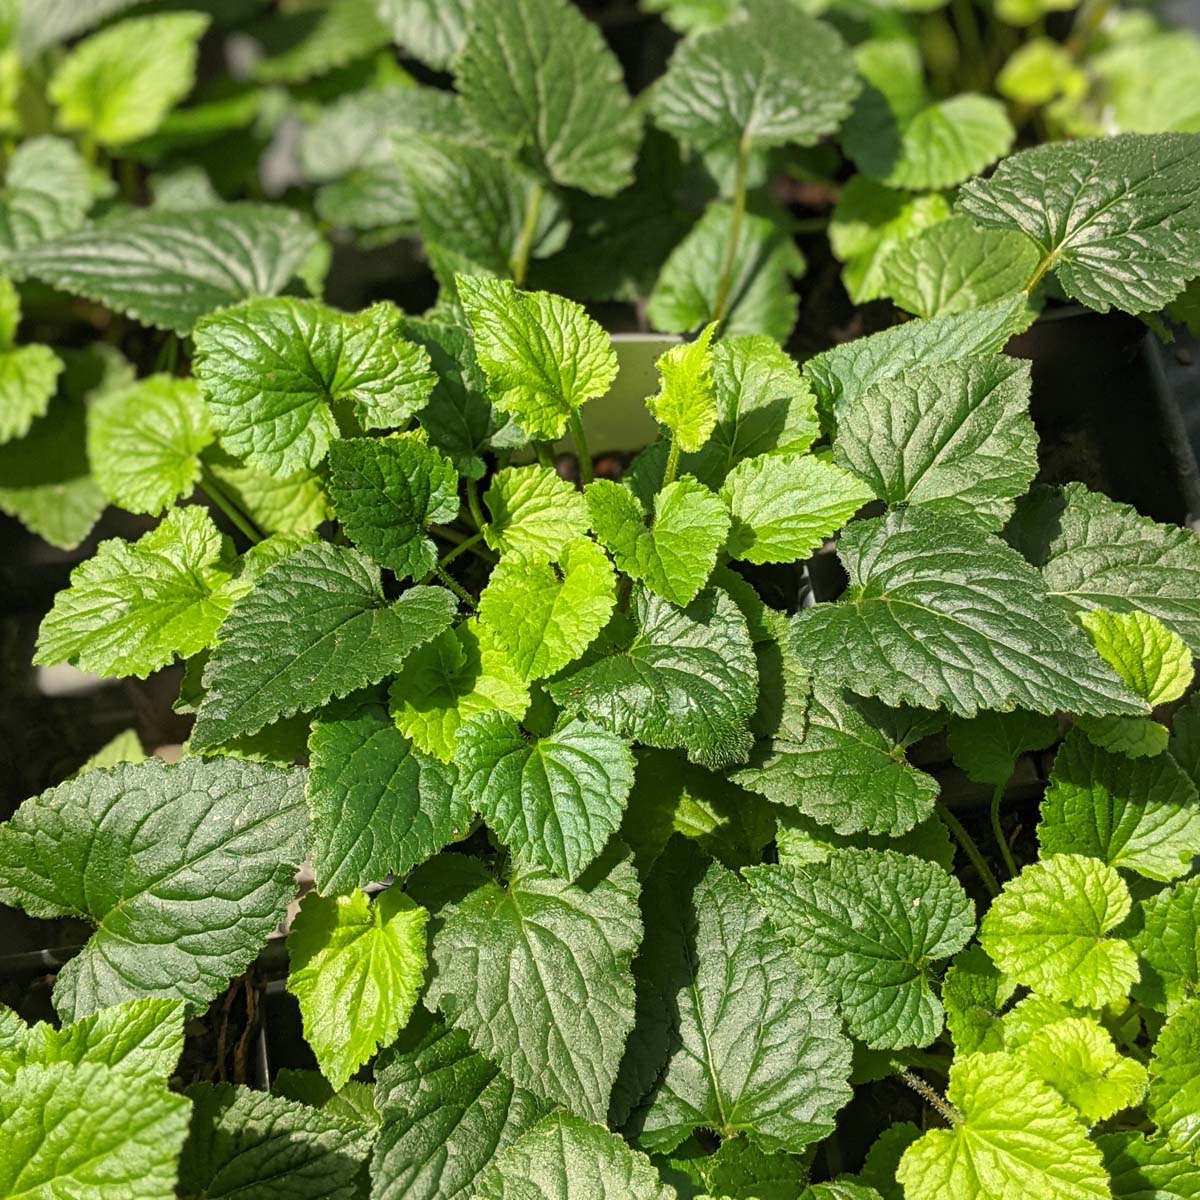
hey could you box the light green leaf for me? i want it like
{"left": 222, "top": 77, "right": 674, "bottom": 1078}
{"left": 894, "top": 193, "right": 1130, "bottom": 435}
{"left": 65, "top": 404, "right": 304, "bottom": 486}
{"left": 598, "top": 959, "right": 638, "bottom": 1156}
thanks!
{"left": 941, "top": 945, "right": 1015, "bottom": 1054}
{"left": 648, "top": 202, "right": 804, "bottom": 341}
{"left": 647, "top": 322, "right": 718, "bottom": 452}
{"left": 6, "top": 204, "right": 320, "bottom": 334}
{"left": 270, "top": 1070, "right": 380, "bottom": 1130}
{"left": 418, "top": 847, "right": 642, "bottom": 1122}
{"left": 0, "top": 136, "right": 91, "bottom": 251}
{"left": 476, "top": 1111, "right": 677, "bottom": 1200}
{"left": 372, "top": 1010, "right": 551, "bottom": 1200}
{"left": 457, "top": 0, "right": 640, "bottom": 195}
{"left": 190, "top": 544, "right": 456, "bottom": 749}
{"left": 0, "top": 339, "right": 62, "bottom": 447}
{"left": 328, "top": 434, "right": 459, "bottom": 580}
{"left": 1134, "top": 876, "right": 1200, "bottom": 1014}
{"left": 287, "top": 888, "right": 427, "bottom": 1091}
{"left": 881, "top": 216, "right": 1042, "bottom": 317}
{"left": 791, "top": 508, "right": 1145, "bottom": 718}
{"left": 0, "top": 758, "right": 307, "bottom": 1020}
{"left": 549, "top": 587, "right": 757, "bottom": 769}
{"left": 978, "top": 853, "right": 1138, "bottom": 1008}
{"left": 377, "top": 0, "right": 471, "bottom": 68}
{"left": 456, "top": 712, "right": 635, "bottom": 881}
{"left": 49, "top": 13, "right": 208, "bottom": 146}
{"left": 195, "top": 299, "right": 434, "bottom": 475}
{"left": 308, "top": 695, "right": 468, "bottom": 896}
{"left": 622, "top": 845, "right": 852, "bottom": 1153}
{"left": 483, "top": 464, "right": 590, "bottom": 561}
{"left": 73, "top": 729, "right": 145, "bottom": 777}
{"left": 747, "top": 849, "right": 974, "bottom": 1049}
{"left": 833, "top": 356, "right": 1036, "bottom": 530}
{"left": 650, "top": 0, "right": 858, "bottom": 153}
{"left": 390, "top": 619, "right": 530, "bottom": 762}
{"left": 1099, "top": 1132, "right": 1200, "bottom": 1200}
{"left": 459, "top": 275, "right": 617, "bottom": 441}
{"left": 829, "top": 177, "right": 950, "bottom": 304}
{"left": 895, "top": 1052, "right": 1109, "bottom": 1200}
{"left": 203, "top": 450, "right": 330, "bottom": 535}
{"left": 1149, "top": 999, "right": 1200, "bottom": 1152}
{"left": 87, "top": 374, "right": 214, "bottom": 515}
{"left": 1039, "top": 728, "right": 1200, "bottom": 880}
{"left": 479, "top": 538, "right": 617, "bottom": 682}
{"left": 34, "top": 506, "right": 242, "bottom": 679}
{"left": 0, "top": 1062, "right": 190, "bottom": 1200}
{"left": 178, "top": 1082, "right": 373, "bottom": 1200}
{"left": 1080, "top": 609, "right": 1194, "bottom": 705}
{"left": 586, "top": 477, "right": 730, "bottom": 607}
{"left": 722, "top": 452, "right": 871, "bottom": 564}
{"left": 947, "top": 709, "right": 1059, "bottom": 787}
{"left": 959, "top": 133, "right": 1200, "bottom": 313}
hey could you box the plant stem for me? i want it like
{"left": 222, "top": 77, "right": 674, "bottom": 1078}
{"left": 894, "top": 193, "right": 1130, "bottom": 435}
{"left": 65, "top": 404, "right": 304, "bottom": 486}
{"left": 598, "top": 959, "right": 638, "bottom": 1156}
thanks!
{"left": 568, "top": 410, "right": 593, "bottom": 485}
{"left": 466, "top": 477, "right": 486, "bottom": 532}
{"left": 440, "top": 530, "right": 487, "bottom": 571}
{"left": 936, "top": 801, "right": 1000, "bottom": 897}
{"left": 662, "top": 438, "right": 682, "bottom": 489}
{"left": 509, "top": 181, "right": 545, "bottom": 287}
{"left": 949, "top": 0, "right": 985, "bottom": 90}
{"left": 534, "top": 442, "right": 556, "bottom": 470}
{"left": 436, "top": 565, "right": 476, "bottom": 609}
{"left": 899, "top": 1070, "right": 962, "bottom": 1126}
{"left": 711, "top": 139, "right": 750, "bottom": 327}
{"left": 200, "top": 467, "right": 263, "bottom": 545}
{"left": 1065, "top": 0, "right": 1115, "bottom": 57}
{"left": 989, "top": 784, "right": 1019, "bottom": 879}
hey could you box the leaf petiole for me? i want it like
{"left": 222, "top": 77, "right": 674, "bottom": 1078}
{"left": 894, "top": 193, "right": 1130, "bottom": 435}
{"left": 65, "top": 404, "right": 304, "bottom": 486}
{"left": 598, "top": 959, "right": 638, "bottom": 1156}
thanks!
{"left": 199, "top": 466, "right": 263, "bottom": 545}
{"left": 990, "top": 783, "right": 1018, "bottom": 879}
{"left": 936, "top": 801, "right": 1000, "bottom": 897}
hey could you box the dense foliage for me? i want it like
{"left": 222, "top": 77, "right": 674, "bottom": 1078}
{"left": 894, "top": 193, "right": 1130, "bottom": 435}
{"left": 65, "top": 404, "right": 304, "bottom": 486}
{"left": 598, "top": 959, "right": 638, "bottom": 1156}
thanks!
{"left": 1, "top": 1, "right": 1200, "bottom": 1198}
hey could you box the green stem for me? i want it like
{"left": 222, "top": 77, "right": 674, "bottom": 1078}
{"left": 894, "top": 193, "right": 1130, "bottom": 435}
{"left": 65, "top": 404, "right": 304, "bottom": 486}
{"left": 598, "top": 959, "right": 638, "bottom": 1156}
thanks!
{"left": 200, "top": 467, "right": 262, "bottom": 545}
{"left": 567, "top": 410, "right": 593, "bottom": 485}
{"left": 990, "top": 784, "right": 1019, "bottom": 879}
{"left": 711, "top": 139, "right": 750, "bottom": 326}
{"left": 899, "top": 1070, "right": 961, "bottom": 1126}
{"left": 949, "top": 0, "right": 985, "bottom": 89}
{"left": 662, "top": 438, "right": 682, "bottom": 489}
{"left": 440, "top": 530, "right": 487, "bottom": 571}
{"left": 436, "top": 565, "right": 476, "bottom": 609}
{"left": 1065, "top": 0, "right": 1115, "bottom": 57}
{"left": 936, "top": 801, "right": 1000, "bottom": 897}
{"left": 509, "top": 181, "right": 545, "bottom": 287}
{"left": 534, "top": 442, "right": 556, "bottom": 470}
{"left": 466, "top": 477, "right": 486, "bottom": 532}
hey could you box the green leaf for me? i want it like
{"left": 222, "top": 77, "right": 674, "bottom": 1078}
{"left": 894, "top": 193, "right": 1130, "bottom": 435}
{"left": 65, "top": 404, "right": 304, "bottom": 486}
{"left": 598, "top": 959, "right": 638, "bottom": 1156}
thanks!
{"left": 648, "top": 202, "right": 804, "bottom": 341}
{"left": 1080, "top": 609, "right": 1194, "bottom": 706}
{"left": 1010, "top": 482, "right": 1200, "bottom": 655}
{"left": 1039, "top": 729, "right": 1200, "bottom": 880}
{"left": 459, "top": 275, "right": 617, "bottom": 441}
{"left": 650, "top": 0, "right": 859, "bottom": 153}
{"left": 804, "top": 295, "right": 1031, "bottom": 430}
{"left": 203, "top": 450, "right": 330, "bottom": 535}
{"left": 586, "top": 477, "right": 730, "bottom": 607}
{"left": 195, "top": 299, "right": 434, "bottom": 475}
{"left": 251, "top": 0, "right": 390, "bottom": 84}
{"left": 978, "top": 853, "right": 1138, "bottom": 1008}
{"left": 959, "top": 133, "right": 1200, "bottom": 313}
{"left": 87, "top": 374, "right": 213, "bottom": 515}
{"left": 829, "top": 177, "right": 950, "bottom": 304}
{"left": 746, "top": 849, "right": 974, "bottom": 1049}
{"left": 947, "top": 709, "right": 1059, "bottom": 787}
{"left": 6, "top": 205, "right": 320, "bottom": 334}
{"left": 0, "top": 136, "right": 91, "bottom": 251}
{"left": 178, "top": 1082, "right": 373, "bottom": 1200}
{"left": 1134, "top": 876, "right": 1200, "bottom": 1014}
{"left": 0, "top": 338, "right": 61, "bottom": 447}
{"left": 479, "top": 538, "right": 617, "bottom": 681}
{"left": 483, "top": 464, "right": 590, "bottom": 561}
{"left": 549, "top": 587, "right": 757, "bottom": 769}
{"left": 287, "top": 888, "right": 427, "bottom": 1091}
{"left": 270, "top": 1070, "right": 380, "bottom": 1130}
{"left": 190, "top": 545, "right": 455, "bottom": 748}
{"left": 647, "top": 322, "right": 718, "bottom": 452}
{"left": 74, "top": 729, "right": 146, "bottom": 777}
{"left": 307, "top": 696, "right": 468, "bottom": 896}
{"left": 0, "top": 1062, "right": 190, "bottom": 1200}
{"left": 376, "top": 0, "right": 471, "bottom": 69}
{"left": 791, "top": 508, "right": 1145, "bottom": 718}
{"left": 846, "top": 92, "right": 1014, "bottom": 191}
{"left": 476, "top": 1111, "right": 677, "bottom": 1200}
{"left": 1099, "top": 1133, "right": 1200, "bottom": 1200}
{"left": 34, "top": 506, "right": 244, "bottom": 679}
{"left": 722, "top": 452, "right": 871, "bottom": 564}
{"left": 327, "top": 434, "right": 458, "bottom": 580}
{"left": 895, "top": 1052, "right": 1109, "bottom": 1200}
{"left": 941, "top": 945, "right": 1015, "bottom": 1054}
{"left": 622, "top": 845, "right": 852, "bottom": 1153}
{"left": 455, "top": 712, "right": 635, "bottom": 881}
{"left": 0, "top": 758, "right": 307, "bottom": 1020}
{"left": 49, "top": 13, "right": 209, "bottom": 146}
{"left": 1149, "top": 999, "right": 1200, "bottom": 1152}
{"left": 832, "top": 356, "right": 1036, "bottom": 530}
{"left": 372, "top": 1010, "right": 551, "bottom": 1200}
{"left": 456, "top": 0, "right": 640, "bottom": 195}
{"left": 880, "top": 217, "right": 1041, "bottom": 318}
{"left": 390, "top": 619, "right": 530, "bottom": 762}
{"left": 418, "top": 847, "right": 642, "bottom": 1122}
